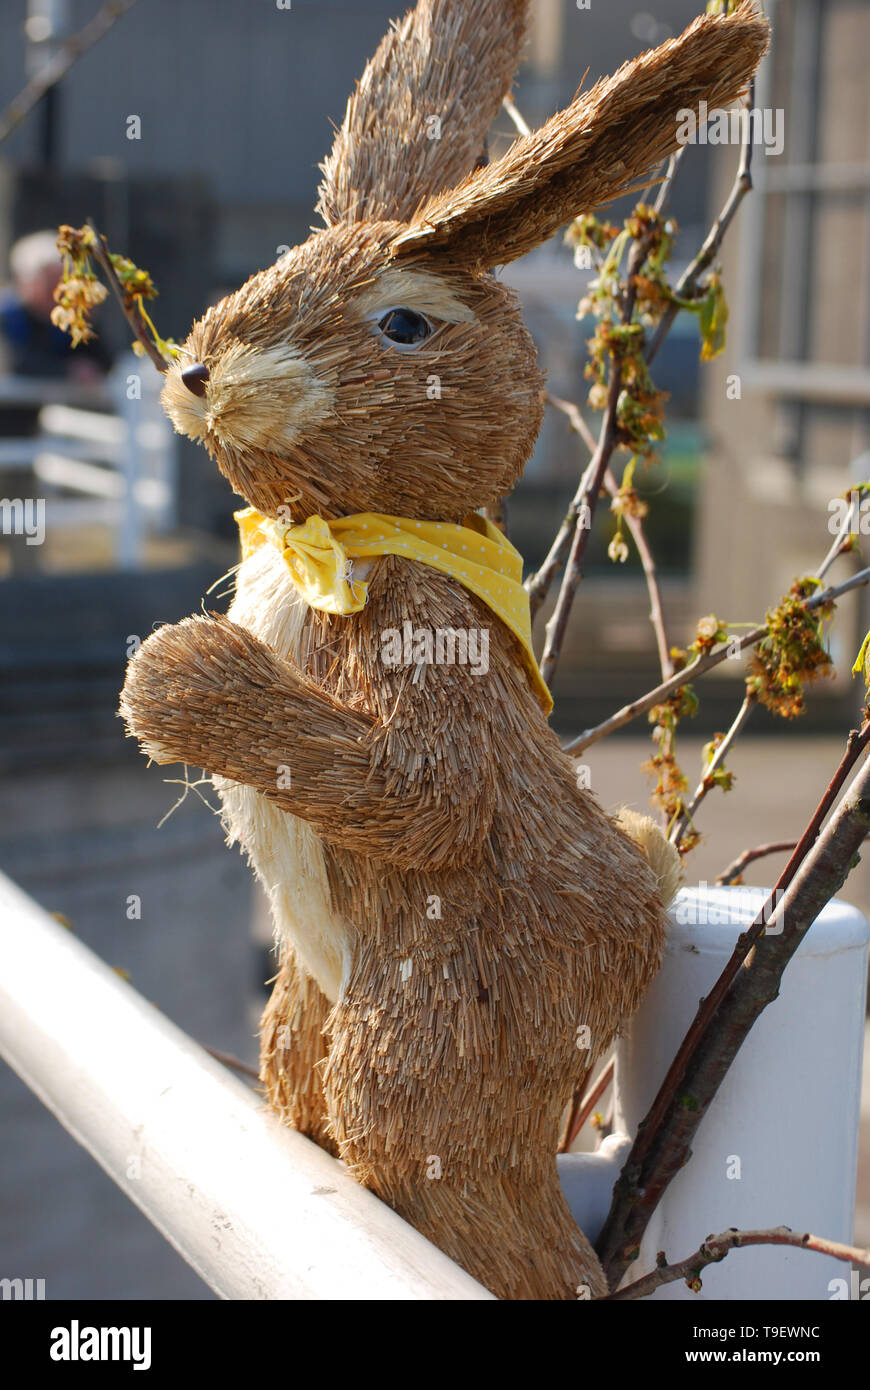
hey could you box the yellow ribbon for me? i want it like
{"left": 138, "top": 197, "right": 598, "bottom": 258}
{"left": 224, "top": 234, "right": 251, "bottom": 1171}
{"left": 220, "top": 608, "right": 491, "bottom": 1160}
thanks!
{"left": 236, "top": 506, "right": 553, "bottom": 715}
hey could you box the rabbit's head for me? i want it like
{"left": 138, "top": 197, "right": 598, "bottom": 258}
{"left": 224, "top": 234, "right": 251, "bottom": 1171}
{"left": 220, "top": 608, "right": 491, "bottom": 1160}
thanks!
{"left": 161, "top": 0, "right": 768, "bottom": 525}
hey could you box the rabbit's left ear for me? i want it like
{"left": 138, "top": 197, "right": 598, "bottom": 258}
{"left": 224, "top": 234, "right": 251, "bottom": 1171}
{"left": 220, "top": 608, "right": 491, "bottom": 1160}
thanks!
{"left": 317, "top": 0, "right": 531, "bottom": 227}
{"left": 390, "top": 1, "right": 769, "bottom": 269}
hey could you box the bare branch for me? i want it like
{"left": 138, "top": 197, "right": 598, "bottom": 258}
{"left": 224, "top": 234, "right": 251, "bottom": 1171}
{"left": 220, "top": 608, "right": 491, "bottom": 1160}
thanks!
{"left": 558, "top": 1058, "right": 614, "bottom": 1155}
{"left": 0, "top": 0, "right": 140, "bottom": 147}
{"left": 86, "top": 220, "right": 169, "bottom": 374}
{"left": 538, "top": 370, "right": 623, "bottom": 686}
{"left": 604, "top": 1225, "right": 870, "bottom": 1301}
{"left": 501, "top": 95, "right": 531, "bottom": 139}
{"left": 652, "top": 150, "right": 683, "bottom": 216}
{"left": 525, "top": 398, "right": 598, "bottom": 623}
{"left": 604, "top": 466, "right": 673, "bottom": 680}
{"left": 548, "top": 392, "right": 598, "bottom": 455}
{"left": 715, "top": 840, "right": 798, "bottom": 886}
{"left": 816, "top": 492, "right": 859, "bottom": 582}
{"left": 563, "top": 567, "right": 870, "bottom": 755}
{"left": 205, "top": 1047, "right": 260, "bottom": 1084}
{"left": 597, "top": 724, "right": 870, "bottom": 1287}
{"left": 670, "top": 692, "right": 757, "bottom": 846}
{"left": 646, "top": 79, "right": 756, "bottom": 367}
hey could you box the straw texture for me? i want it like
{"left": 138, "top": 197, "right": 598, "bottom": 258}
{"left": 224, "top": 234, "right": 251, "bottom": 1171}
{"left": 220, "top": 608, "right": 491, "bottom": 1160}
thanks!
{"left": 317, "top": 0, "right": 531, "bottom": 226}
{"left": 121, "top": 562, "right": 665, "bottom": 1300}
{"left": 393, "top": 1, "right": 770, "bottom": 268}
{"left": 123, "top": 0, "right": 769, "bottom": 1298}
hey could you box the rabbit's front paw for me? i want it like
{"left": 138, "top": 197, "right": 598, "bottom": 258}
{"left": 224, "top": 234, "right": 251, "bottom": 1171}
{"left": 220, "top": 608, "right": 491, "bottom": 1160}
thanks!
{"left": 120, "top": 614, "right": 281, "bottom": 766}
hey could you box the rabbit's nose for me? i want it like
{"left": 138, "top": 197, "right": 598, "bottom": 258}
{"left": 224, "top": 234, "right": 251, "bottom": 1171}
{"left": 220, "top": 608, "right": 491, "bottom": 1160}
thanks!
{"left": 181, "top": 363, "right": 210, "bottom": 397}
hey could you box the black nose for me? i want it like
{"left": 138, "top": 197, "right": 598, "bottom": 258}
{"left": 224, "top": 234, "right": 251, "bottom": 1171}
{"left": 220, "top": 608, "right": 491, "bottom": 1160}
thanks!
{"left": 181, "top": 362, "right": 210, "bottom": 397}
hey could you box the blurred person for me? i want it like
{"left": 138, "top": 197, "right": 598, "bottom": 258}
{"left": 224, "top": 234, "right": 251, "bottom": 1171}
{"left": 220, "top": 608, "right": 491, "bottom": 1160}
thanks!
{"left": 0, "top": 230, "right": 112, "bottom": 382}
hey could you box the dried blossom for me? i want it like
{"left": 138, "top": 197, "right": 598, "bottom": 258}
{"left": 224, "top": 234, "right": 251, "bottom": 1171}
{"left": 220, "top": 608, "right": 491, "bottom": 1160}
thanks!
{"left": 747, "top": 579, "right": 834, "bottom": 719}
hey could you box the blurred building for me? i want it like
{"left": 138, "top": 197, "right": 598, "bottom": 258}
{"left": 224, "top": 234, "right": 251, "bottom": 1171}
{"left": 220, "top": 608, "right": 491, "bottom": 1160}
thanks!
{"left": 698, "top": 0, "right": 870, "bottom": 693}
{"left": 1, "top": 0, "right": 867, "bottom": 1300}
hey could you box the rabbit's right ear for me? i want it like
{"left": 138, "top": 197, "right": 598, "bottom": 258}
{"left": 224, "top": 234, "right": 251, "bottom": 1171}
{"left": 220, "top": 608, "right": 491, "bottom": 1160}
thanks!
{"left": 391, "top": 1, "right": 770, "bottom": 269}
{"left": 316, "top": 0, "right": 531, "bottom": 227}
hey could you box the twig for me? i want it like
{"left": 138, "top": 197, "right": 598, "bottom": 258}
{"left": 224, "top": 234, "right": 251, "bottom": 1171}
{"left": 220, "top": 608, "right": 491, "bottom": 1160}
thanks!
{"left": 206, "top": 1047, "right": 260, "bottom": 1083}
{"left": 646, "top": 79, "right": 756, "bottom": 367}
{"left": 538, "top": 371, "right": 623, "bottom": 685}
{"left": 670, "top": 502, "right": 860, "bottom": 848}
{"left": 632, "top": 723, "right": 870, "bottom": 1167}
{"left": 548, "top": 392, "right": 599, "bottom": 455}
{"left": 526, "top": 451, "right": 598, "bottom": 623}
{"left": 604, "top": 467, "right": 673, "bottom": 680}
{"left": 538, "top": 217, "right": 666, "bottom": 686}
{"left": 652, "top": 150, "right": 683, "bottom": 217}
{"left": 563, "top": 566, "right": 870, "bottom": 755}
{"left": 715, "top": 840, "right": 798, "bottom": 885}
{"left": 544, "top": 390, "right": 673, "bottom": 681}
{"left": 816, "top": 491, "right": 859, "bottom": 581}
{"left": 86, "top": 219, "right": 169, "bottom": 374}
{"left": 501, "top": 95, "right": 531, "bottom": 138}
{"left": 558, "top": 1058, "right": 614, "bottom": 1154}
{"left": 541, "top": 405, "right": 673, "bottom": 683}
{"left": 483, "top": 496, "right": 509, "bottom": 538}
{"left": 670, "top": 692, "right": 756, "bottom": 845}
{"left": 0, "top": 0, "right": 140, "bottom": 146}
{"left": 603, "top": 1225, "right": 870, "bottom": 1301}
{"left": 596, "top": 725, "right": 870, "bottom": 1287}
{"left": 526, "top": 89, "right": 750, "bottom": 635}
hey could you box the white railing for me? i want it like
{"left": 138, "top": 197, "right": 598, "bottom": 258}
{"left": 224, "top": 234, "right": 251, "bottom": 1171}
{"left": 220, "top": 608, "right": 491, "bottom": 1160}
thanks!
{"left": 0, "top": 870, "right": 491, "bottom": 1301}
{"left": 3, "top": 863, "right": 866, "bottom": 1301}
{"left": 0, "top": 353, "right": 176, "bottom": 570}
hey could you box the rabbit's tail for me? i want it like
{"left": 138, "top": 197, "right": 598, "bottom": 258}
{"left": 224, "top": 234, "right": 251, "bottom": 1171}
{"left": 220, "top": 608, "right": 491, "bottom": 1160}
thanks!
{"left": 616, "top": 807, "right": 684, "bottom": 910}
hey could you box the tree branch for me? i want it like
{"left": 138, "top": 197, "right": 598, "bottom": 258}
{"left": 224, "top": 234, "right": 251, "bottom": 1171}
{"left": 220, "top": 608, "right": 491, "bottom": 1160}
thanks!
{"left": 604, "top": 467, "right": 673, "bottom": 681}
{"left": 604, "top": 1225, "right": 870, "bottom": 1301}
{"left": 596, "top": 724, "right": 870, "bottom": 1287}
{"left": 715, "top": 840, "right": 798, "bottom": 886}
{"left": 0, "top": 0, "right": 140, "bottom": 147}
{"left": 538, "top": 370, "right": 623, "bottom": 686}
{"left": 205, "top": 1047, "right": 260, "bottom": 1084}
{"left": 558, "top": 1058, "right": 615, "bottom": 1154}
{"left": 86, "top": 219, "right": 169, "bottom": 374}
{"left": 670, "top": 692, "right": 757, "bottom": 846}
{"left": 563, "top": 567, "right": 870, "bottom": 755}
{"left": 537, "top": 219, "right": 666, "bottom": 686}
{"left": 816, "top": 491, "right": 859, "bottom": 582}
{"left": 645, "top": 79, "right": 756, "bottom": 367}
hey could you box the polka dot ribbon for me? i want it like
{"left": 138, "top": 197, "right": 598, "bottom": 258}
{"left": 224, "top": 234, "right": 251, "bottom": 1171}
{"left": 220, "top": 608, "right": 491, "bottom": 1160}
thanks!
{"left": 235, "top": 506, "right": 553, "bottom": 716}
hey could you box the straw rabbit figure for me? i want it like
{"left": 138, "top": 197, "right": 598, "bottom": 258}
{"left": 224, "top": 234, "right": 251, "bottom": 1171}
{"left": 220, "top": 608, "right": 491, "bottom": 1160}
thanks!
{"left": 121, "top": 0, "right": 768, "bottom": 1299}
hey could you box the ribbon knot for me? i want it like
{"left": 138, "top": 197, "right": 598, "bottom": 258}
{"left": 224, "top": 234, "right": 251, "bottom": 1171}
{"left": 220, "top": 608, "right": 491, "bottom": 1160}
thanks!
{"left": 236, "top": 506, "right": 553, "bottom": 715}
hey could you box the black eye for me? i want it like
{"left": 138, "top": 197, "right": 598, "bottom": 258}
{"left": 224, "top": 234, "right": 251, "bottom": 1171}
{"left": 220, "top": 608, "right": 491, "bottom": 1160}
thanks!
{"left": 377, "top": 307, "right": 432, "bottom": 346}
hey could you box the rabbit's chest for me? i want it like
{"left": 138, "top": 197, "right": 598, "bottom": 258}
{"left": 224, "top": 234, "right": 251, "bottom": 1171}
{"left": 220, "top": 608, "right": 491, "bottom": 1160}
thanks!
{"left": 213, "top": 545, "right": 357, "bottom": 1003}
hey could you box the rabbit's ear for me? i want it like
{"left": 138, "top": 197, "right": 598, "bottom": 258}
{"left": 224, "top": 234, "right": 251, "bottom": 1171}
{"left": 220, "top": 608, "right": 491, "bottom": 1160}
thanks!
{"left": 316, "top": 0, "right": 531, "bottom": 227}
{"left": 390, "top": 2, "right": 769, "bottom": 269}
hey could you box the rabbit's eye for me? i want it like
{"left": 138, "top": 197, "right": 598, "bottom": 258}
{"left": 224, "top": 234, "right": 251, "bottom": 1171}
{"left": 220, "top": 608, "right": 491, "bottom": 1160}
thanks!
{"left": 377, "top": 307, "right": 432, "bottom": 346}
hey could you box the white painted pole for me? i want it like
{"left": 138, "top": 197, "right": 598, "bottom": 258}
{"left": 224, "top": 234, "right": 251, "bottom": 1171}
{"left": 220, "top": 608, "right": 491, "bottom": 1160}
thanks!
{"left": 0, "top": 871, "right": 492, "bottom": 1301}
{"left": 612, "top": 886, "right": 870, "bottom": 1300}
